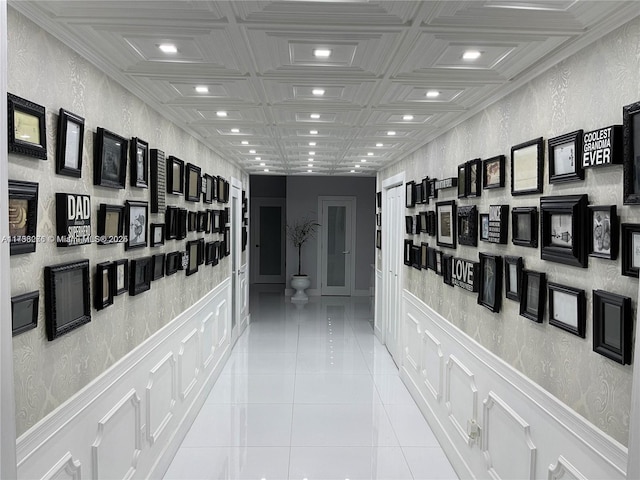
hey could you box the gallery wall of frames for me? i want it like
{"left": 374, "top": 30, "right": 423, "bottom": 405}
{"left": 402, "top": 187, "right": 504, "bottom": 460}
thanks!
{"left": 378, "top": 18, "right": 640, "bottom": 447}
{"left": 6, "top": 10, "right": 248, "bottom": 436}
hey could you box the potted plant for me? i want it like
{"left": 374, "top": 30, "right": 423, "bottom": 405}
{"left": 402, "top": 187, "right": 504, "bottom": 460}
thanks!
{"left": 286, "top": 215, "right": 320, "bottom": 300}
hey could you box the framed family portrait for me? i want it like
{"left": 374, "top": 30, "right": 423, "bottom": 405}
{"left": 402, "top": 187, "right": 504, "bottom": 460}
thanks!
{"left": 548, "top": 282, "right": 586, "bottom": 337}
{"left": 94, "top": 127, "right": 127, "bottom": 189}
{"left": 479, "top": 213, "right": 490, "bottom": 242}
{"left": 186, "top": 240, "right": 200, "bottom": 276}
{"left": 436, "top": 200, "right": 457, "bottom": 249}
{"left": 97, "top": 204, "right": 125, "bottom": 245}
{"left": 623, "top": 100, "right": 640, "bottom": 204}
{"left": 94, "top": 262, "right": 114, "bottom": 311}
{"left": 185, "top": 163, "right": 202, "bottom": 202}
{"left": 519, "top": 270, "right": 546, "bottom": 323}
{"left": 150, "top": 149, "right": 166, "bottom": 213}
{"left": 56, "top": 108, "right": 85, "bottom": 177}
{"left": 129, "top": 257, "right": 152, "bottom": 296}
{"left": 511, "top": 207, "right": 538, "bottom": 248}
{"left": 44, "top": 259, "right": 91, "bottom": 341}
{"left": 457, "top": 205, "right": 477, "bottom": 247}
{"left": 621, "top": 223, "right": 640, "bottom": 277}
{"left": 152, "top": 254, "right": 165, "bottom": 281}
{"left": 125, "top": 200, "right": 148, "bottom": 250}
{"left": 112, "top": 259, "right": 129, "bottom": 296}
{"left": 150, "top": 223, "right": 165, "bottom": 247}
{"left": 404, "top": 239, "right": 412, "bottom": 266}
{"left": 540, "top": 195, "right": 588, "bottom": 267}
{"left": 511, "top": 137, "right": 544, "bottom": 196}
{"left": 406, "top": 181, "right": 416, "bottom": 208}
{"left": 130, "top": 137, "right": 149, "bottom": 188}
{"left": 504, "top": 256, "right": 523, "bottom": 302}
{"left": 548, "top": 130, "right": 584, "bottom": 183}
{"left": 7, "top": 93, "right": 47, "bottom": 160}
{"left": 478, "top": 253, "right": 502, "bottom": 313}
{"left": 11, "top": 291, "right": 39, "bottom": 337}
{"left": 8, "top": 180, "right": 39, "bottom": 255}
{"left": 167, "top": 156, "right": 185, "bottom": 195}
{"left": 483, "top": 155, "right": 505, "bottom": 189}
{"left": 588, "top": 205, "right": 618, "bottom": 260}
{"left": 592, "top": 290, "right": 632, "bottom": 365}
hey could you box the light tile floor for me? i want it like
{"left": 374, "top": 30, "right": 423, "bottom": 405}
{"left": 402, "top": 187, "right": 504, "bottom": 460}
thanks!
{"left": 164, "top": 288, "right": 458, "bottom": 480}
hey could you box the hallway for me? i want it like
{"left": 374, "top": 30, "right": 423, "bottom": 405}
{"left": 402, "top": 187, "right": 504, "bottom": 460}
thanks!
{"left": 163, "top": 288, "right": 458, "bottom": 479}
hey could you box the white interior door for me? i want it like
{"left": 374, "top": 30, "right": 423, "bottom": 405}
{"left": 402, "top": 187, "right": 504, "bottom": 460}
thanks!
{"left": 383, "top": 181, "right": 403, "bottom": 364}
{"left": 319, "top": 197, "right": 355, "bottom": 296}
{"left": 250, "top": 198, "right": 285, "bottom": 284}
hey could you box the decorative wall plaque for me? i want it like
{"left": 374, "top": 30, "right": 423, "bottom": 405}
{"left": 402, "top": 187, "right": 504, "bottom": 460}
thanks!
{"left": 451, "top": 257, "right": 478, "bottom": 292}
{"left": 582, "top": 125, "right": 622, "bottom": 168}
{"left": 150, "top": 149, "right": 166, "bottom": 213}
{"left": 55, "top": 193, "right": 91, "bottom": 247}
{"left": 487, "top": 205, "right": 508, "bottom": 244}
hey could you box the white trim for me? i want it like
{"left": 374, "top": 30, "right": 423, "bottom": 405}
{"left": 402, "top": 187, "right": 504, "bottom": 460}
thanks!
{"left": 628, "top": 279, "right": 640, "bottom": 479}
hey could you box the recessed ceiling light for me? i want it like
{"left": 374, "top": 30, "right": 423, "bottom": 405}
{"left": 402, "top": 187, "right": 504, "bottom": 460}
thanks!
{"left": 308, "top": 158, "right": 314, "bottom": 162}
{"left": 350, "top": 170, "right": 355, "bottom": 173}
{"left": 309, "top": 142, "right": 316, "bottom": 146}
{"left": 309, "top": 151, "right": 315, "bottom": 155}
{"left": 310, "top": 130, "right": 318, "bottom": 135}
{"left": 387, "top": 131, "right": 396, "bottom": 136}
{"left": 216, "top": 111, "right": 227, "bottom": 117}
{"left": 264, "top": 169, "right": 269, "bottom": 172}
{"left": 308, "top": 163, "right": 313, "bottom": 167}
{"left": 158, "top": 43, "right": 177, "bottom": 54}
{"left": 355, "top": 164, "right": 360, "bottom": 168}
{"left": 231, "top": 128, "right": 240, "bottom": 133}
{"left": 426, "top": 90, "right": 440, "bottom": 98}
{"left": 255, "top": 157, "right": 261, "bottom": 161}
{"left": 376, "top": 143, "right": 383, "bottom": 147}
{"left": 312, "top": 88, "right": 325, "bottom": 96}
{"left": 313, "top": 48, "right": 331, "bottom": 58}
{"left": 308, "top": 170, "right": 313, "bottom": 173}
{"left": 241, "top": 140, "right": 249, "bottom": 145}
{"left": 463, "top": 50, "right": 482, "bottom": 60}
{"left": 260, "top": 162, "right": 265, "bottom": 166}
{"left": 403, "top": 115, "right": 414, "bottom": 121}
{"left": 249, "top": 149, "right": 256, "bottom": 154}
{"left": 361, "top": 159, "right": 367, "bottom": 163}
{"left": 367, "top": 152, "right": 374, "bottom": 156}
{"left": 195, "top": 85, "right": 209, "bottom": 94}
{"left": 310, "top": 113, "right": 320, "bottom": 119}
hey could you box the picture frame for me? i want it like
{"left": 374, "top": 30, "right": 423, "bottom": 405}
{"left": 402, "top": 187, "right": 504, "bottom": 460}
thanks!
{"left": 97, "top": 204, "right": 125, "bottom": 245}
{"left": 11, "top": 291, "right": 39, "bottom": 336}
{"left": 55, "top": 193, "right": 91, "bottom": 247}
{"left": 548, "top": 130, "right": 584, "bottom": 183}
{"left": 404, "top": 239, "right": 412, "bottom": 266}
{"left": 205, "top": 242, "right": 216, "bottom": 265}
{"left": 55, "top": 108, "right": 85, "bottom": 177}
{"left": 457, "top": 163, "right": 467, "bottom": 199}
{"left": 203, "top": 173, "right": 215, "bottom": 204}
{"left": 467, "top": 158, "right": 481, "bottom": 197}
{"left": 592, "top": 290, "right": 632, "bottom": 365}
{"left": 7, "top": 93, "right": 47, "bottom": 160}
{"left": 442, "top": 254, "right": 453, "bottom": 286}
{"left": 130, "top": 137, "right": 149, "bottom": 188}
{"left": 429, "top": 178, "right": 438, "bottom": 199}
{"left": 198, "top": 211, "right": 209, "bottom": 233}
{"left": 405, "top": 181, "right": 415, "bottom": 208}
{"left": 414, "top": 214, "right": 421, "bottom": 234}
{"left": 621, "top": 223, "right": 640, "bottom": 277}
{"left": 150, "top": 149, "right": 166, "bottom": 214}
{"left": 427, "top": 211, "right": 437, "bottom": 236}
{"left": 377, "top": 191, "right": 382, "bottom": 208}
{"left": 436, "top": 200, "right": 457, "bottom": 249}
{"left": 188, "top": 211, "right": 198, "bottom": 232}
{"left": 8, "top": 180, "right": 39, "bottom": 255}
{"left": 150, "top": 223, "right": 165, "bottom": 247}
{"left": 457, "top": 205, "right": 477, "bottom": 247}
{"left": 176, "top": 208, "right": 188, "bottom": 240}
{"left": 185, "top": 163, "right": 202, "bottom": 202}
{"left": 211, "top": 210, "right": 221, "bottom": 233}
{"left": 94, "top": 262, "right": 114, "bottom": 311}
{"left": 478, "top": 253, "right": 502, "bottom": 313}
{"left": 540, "top": 194, "right": 588, "bottom": 268}
{"left": 376, "top": 230, "right": 381, "bottom": 249}
{"left": 129, "top": 257, "right": 152, "bottom": 296}
{"left": 504, "top": 256, "right": 523, "bottom": 302}
{"left": 217, "top": 176, "right": 227, "bottom": 203}
{"left": 548, "top": 282, "right": 586, "bottom": 337}
{"left": 411, "top": 245, "right": 421, "bottom": 270}
{"left": 589, "top": 205, "right": 618, "bottom": 260}
{"left": 519, "top": 270, "right": 546, "bottom": 323}
{"left": 420, "top": 242, "right": 429, "bottom": 269}
{"left": 418, "top": 212, "right": 428, "bottom": 233}
{"left": 421, "top": 177, "right": 430, "bottom": 204}
{"left": 165, "top": 252, "right": 181, "bottom": 276}
{"left": 186, "top": 240, "right": 200, "bottom": 276}
{"left": 224, "top": 227, "right": 231, "bottom": 256}
{"left": 152, "top": 254, "right": 165, "bottom": 281}
{"left": 165, "top": 206, "right": 178, "bottom": 240}
{"left": 511, "top": 206, "right": 538, "bottom": 248}
{"left": 376, "top": 212, "right": 381, "bottom": 227}
{"left": 483, "top": 155, "right": 505, "bottom": 189}
{"left": 167, "top": 156, "right": 185, "bottom": 195}
{"left": 112, "top": 259, "right": 129, "bottom": 296}
{"left": 487, "top": 205, "right": 509, "bottom": 244}
{"left": 212, "top": 241, "right": 221, "bottom": 266}
{"left": 427, "top": 246, "right": 437, "bottom": 271}
{"left": 94, "top": 127, "right": 127, "bottom": 189}
{"left": 511, "top": 137, "right": 544, "bottom": 196}
{"left": 435, "top": 250, "right": 443, "bottom": 276}
{"left": 125, "top": 200, "right": 148, "bottom": 250}
{"left": 479, "top": 213, "right": 490, "bottom": 242}
{"left": 44, "top": 259, "right": 91, "bottom": 341}
{"left": 415, "top": 183, "right": 423, "bottom": 205}
{"left": 623, "top": 100, "right": 640, "bottom": 204}
{"left": 197, "top": 238, "right": 206, "bottom": 265}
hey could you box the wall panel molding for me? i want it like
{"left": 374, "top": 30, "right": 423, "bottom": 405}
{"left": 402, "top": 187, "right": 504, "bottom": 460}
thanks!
{"left": 42, "top": 453, "right": 81, "bottom": 480}
{"left": 421, "top": 330, "right": 443, "bottom": 402}
{"left": 146, "top": 353, "right": 176, "bottom": 445}
{"left": 548, "top": 456, "right": 588, "bottom": 480}
{"left": 445, "top": 355, "right": 477, "bottom": 446}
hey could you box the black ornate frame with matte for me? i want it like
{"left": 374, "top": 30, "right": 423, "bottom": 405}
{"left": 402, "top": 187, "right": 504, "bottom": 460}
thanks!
{"left": 623, "top": 100, "right": 640, "bottom": 204}
{"left": 404, "top": 239, "right": 412, "bottom": 266}
{"left": 185, "top": 163, "right": 202, "bottom": 202}
{"left": 186, "top": 240, "right": 200, "bottom": 276}
{"left": 11, "top": 291, "right": 39, "bottom": 336}
{"left": 483, "top": 155, "right": 505, "bottom": 189}
{"left": 519, "top": 270, "right": 546, "bottom": 323}
{"left": 540, "top": 194, "right": 588, "bottom": 267}
{"left": 511, "top": 137, "right": 544, "bottom": 196}
{"left": 588, "top": 205, "right": 618, "bottom": 260}
{"left": 457, "top": 205, "right": 477, "bottom": 247}
{"left": 511, "top": 206, "right": 538, "bottom": 248}
{"left": 548, "top": 130, "right": 584, "bottom": 184}
{"left": 592, "top": 290, "right": 632, "bottom": 365}
{"left": 150, "top": 149, "right": 166, "bottom": 213}
{"left": 44, "top": 259, "right": 91, "bottom": 340}
{"left": 478, "top": 253, "right": 502, "bottom": 313}
{"left": 56, "top": 108, "right": 85, "bottom": 177}
{"left": 130, "top": 137, "right": 149, "bottom": 188}
{"left": 94, "top": 127, "right": 128, "bottom": 189}
{"left": 8, "top": 93, "right": 47, "bottom": 159}
{"left": 504, "top": 256, "right": 523, "bottom": 302}
{"left": 203, "top": 173, "right": 215, "bottom": 204}
{"left": 97, "top": 204, "right": 125, "bottom": 246}
{"left": 405, "top": 181, "right": 415, "bottom": 208}
{"left": 436, "top": 200, "right": 457, "bottom": 249}
{"left": 94, "top": 261, "right": 114, "bottom": 311}
{"left": 167, "top": 156, "right": 185, "bottom": 195}
{"left": 548, "top": 282, "right": 586, "bottom": 338}
{"left": 8, "top": 179, "right": 39, "bottom": 255}
{"left": 125, "top": 200, "right": 148, "bottom": 250}
{"left": 165, "top": 252, "right": 181, "bottom": 276}
{"left": 129, "top": 257, "right": 152, "bottom": 296}
{"left": 621, "top": 223, "right": 640, "bottom": 277}
{"left": 150, "top": 223, "right": 165, "bottom": 247}
{"left": 113, "top": 259, "right": 129, "bottom": 296}
{"left": 152, "top": 254, "right": 165, "bottom": 281}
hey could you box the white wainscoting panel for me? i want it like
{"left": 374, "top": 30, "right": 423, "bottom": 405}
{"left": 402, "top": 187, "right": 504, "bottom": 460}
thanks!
{"left": 400, "top": 290, "right": 628, "bottom": 480}
{"left": 374, "top": 268, "right": 383, "bottom": 341}
{"left": 16, "top": 280, "right": 232, "bottom": 480}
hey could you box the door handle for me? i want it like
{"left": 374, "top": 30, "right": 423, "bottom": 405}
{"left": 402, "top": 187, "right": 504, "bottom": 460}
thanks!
{"left": 255, "top": 245, "right": 260, "bottom": 247}
{"left": 342, "top": 251, "right": 350, "bottom": 254}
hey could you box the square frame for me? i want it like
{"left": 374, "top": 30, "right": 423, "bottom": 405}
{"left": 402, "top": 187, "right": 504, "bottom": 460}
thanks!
{"left": 540, "top": 195, "right": 588, "bottom": 267}
{"left": 8, "top": 180, "right": 39, "bottom": 255}
{"left": 589, "top": 205, "right": 618, "bottom": 260}
{"left": 125, "top": 200, "right": 148, "bottom": 250}
{"left": 165, "top": 252, "right": 181, "bottom": 276}
{"left": 504, "top": 256, "right": 523, "bottom": 302}
{"left": 55, "top": 108, "right": 85, "bottom": 177}
{"left": 152, "top": 254, "right": 165, "bottom": 281}
{"left": 129, "top": 257, "right": 152, "bottom": 296}
{"left": 478, "top": 253, "right": 502, "bottom": 313}
{"left": 436, "top": 200, "right": 457, "bottom": 249}
{"left": 548, "top": 282, "right": 586, "bottom": 338}
{"left": 519, "top": 270, "right": 546, "bottom": 323}
{"left": 7, "top": 93, "right": 47, "bottom": 160}
{"left": 511, "top": 207, "right": 538, "bottom": 248}
{"left": 548, "top": 130, "right": 584, "bottom": 183}
{"left": 112, "top": 259, "right": 129, "bottom": 296}
{"left": 621, "top": 223, "right": 640, "bottom": 277}
{"left": 185, "top": 163, "right": 202, "bottom": 202}
{"left": 592, "top": 290, "right": 632, "bottom": 365}
{"left": 11, "top": 291, "right": 39, "bottom": 336}
{"left": 623, "top": 100, "right": 640, "bottom": 204}
{"left": 483, "top": 155, "right": 505, "bottom": 189}
{"left": 97, "top": 204, "right": 125, "bottom": 245}
{"left": 94, "top": 261, "right": 114, "bottom": 311}
{"left": 94, "top": 127, "right": 128, "bottom": 189}
{"left": 150, "top": 223, "right": 165, "bottom": 247}
{"left": 511, "top": 137, "right": 544, "bottom": 196}
{"left": 167, "top": 156, "right": 185, "bottom": 195}
{"left": 457, "top": 205, "right": 477, "bottom": 247}
{"left": 130, "top": 137, "right": 149, "bottom": 188}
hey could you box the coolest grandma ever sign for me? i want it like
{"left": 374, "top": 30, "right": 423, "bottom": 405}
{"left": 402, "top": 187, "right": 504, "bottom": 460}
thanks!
{"left": 582, "top": 125, "right": 622, "bottom": 168}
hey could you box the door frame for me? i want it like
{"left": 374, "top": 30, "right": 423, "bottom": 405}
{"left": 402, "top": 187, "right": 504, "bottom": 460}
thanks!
{"left": 317, "top": 196, "right": 356, "bottom": 296}
{"left": 250, "top": 197, "right": 286, "bottom": 284}
{"left": 230, "top": 177, "right": 243, "bottom": 346}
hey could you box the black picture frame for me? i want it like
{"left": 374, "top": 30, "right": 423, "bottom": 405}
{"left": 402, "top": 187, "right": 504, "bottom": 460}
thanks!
{"left": 478, "top": 253, "right": 502, "bottom": 313}
{"left": 487, "top": 205, "right": 509, "bottom": 244}
{"left": 420, "top": 242, "right": 429, "bottom": 269}
{"left": 55, "top": 108, "right": 85, "bottom": 177}
{"left": 205, "top": 242, "right": 216, "bottom": 265}
{"left": 404, "top": 239, "right": 412, "bottom": 266}
{"left": 621, "top": 223, "right": 640, "bottom": 277}
{"left": 130, "top": 137, "right": 149, "bottom": 188}
{"left": 483, "top": 155, "right": 505, "bottom": 189}
{"left": 152, "top": 254, "right": 165, "bottom": 281}
{"left": 511, "top": 207, "right": 538, "bottom": 248}
{"left": 150, "top": 149, "right": 166, "bottom": 214}
{"left": 186, "top": 240, "right": 200, "bottom": 276}
{"left": 217, "top": 176, "right": 227, "bottom": 203}
{"left": 415, "top": 183, "right": 423, "bottom": 205}
{"left": 421, "top": 177, "right": 430, "bottom": 204}
{"left": 589, "top": 205, "right": 618, "bottom": 260}
{"left": 436, "top": 200, "right": 456, "bottom": 249}
{"left": 419, "top": 212, "right": 428, "bottom": 234}
{"left": 44, "top": 259, "right": 91, "bottom": 341}
{"left": 377, "top": 191, "right": 382, "bottom": 208}
{"left": 427, "top": 211, "right": 436, "bottom": 236}
{"left": 511, "top": 137, "right": 544, "bottom": 196}
{"left": 540, "top": 194, "right": 588, "bottom": 268}
{"left": 479, "top": 213, "right": 490, "bottom": 242}
{"left": 429, "top": 178, "right": 438, "bottom": 199}
{"left": 11, "top": 291, "right": 39, "bottom": 336}
{"left": 198, "top": 211, "right": 209, "bottom": 233}
{"left": 548, "top": 130, "right": 584, "bottom": 184}
{"left": 150, "top": 223, "right": 165, "bottom": 247}
{"left": 129, "top": 257, "right": 152, "bottom": 296}
{"left": 197, "top": 238, "right": 205, "bottom": 265}
{"left": 411, "top": 245, "right": 421, "bottom": 270}
{"left": 203, "top": 174, "right": 215, "bottom": 204}
{"left": 94, "top": 127, "right": 127, "bottom": 189}
{"left": 165, "top": 252, "right": 181, "bottom": 276}
{"left": 94, "top": 261, "right": 114, "bottom": 311}
{"left": 376, "top": 212, "right": 381, "bottom": 227}
{"left": 224, "top": 227, "right": 231, "bottom": 256}
{"left": 457, "top": 163, "right": 467, "bottom": 199}
{"left": 211, "top": 241, "right": 221, "bottom": 266}
{"left": 97, "top": 204, "right": 125, "bottom": 245}
{"left": 435, "top": 250, "right": 443, "bottom": 276}
{"left": 7, "top": 93, "right": 47, "bottom": 160}
{"left": 188, "top": 211, "right": 198, "bottom": 232}
{"left": 376, "top": 230, "right": 381, "bottom": 249}
{"left": 8, "top": 180, "right": 38, "bottom": 255}
{"left": 185, "top": 163, "right": 202, "bottom": 202}
{"left": 167, "top": 156, "right": 185, "bottom": 195}
{"left": 211, "top": 210, "right": 221, "bottom": 233}
{"left": 112, "top": 259, "right": 129, "bottom": 296}
{"left": 504, "top": 256, "right": 523, "bottom": 302}
{"left": 427, "top": 246, "right": 437, "bottom": 271}
{"left": 623, "top": 100, "right": 640, "bottom": 205}
{"left": 467, "top": 158, "right": 481, "bottom": 198}
{"left": 176, "top": 208, "right": 188, "bottom": 240}
{"left": 405, "top": 181, "right": 415, "bottom": 208}
{"left": 592, "top": 290, "right": 632, "bottom": 365}
{"left": 443, "top": 254, "right": 453, "bottom": 286}
{"left": 405, "top": 216, "right": 413, "bottom": 235}
{"left": 548, "top": 282, "right": 586, "bottom": 338}
{"left": 165, "top": 206, "right": 177, "bottom": 240}
{"left": 125, "top": 200, "right": 148, "bottom": 250}
{"left": 457, "top": 205, "right": 477, "bottom": 247}
{"left": 519, "top": 270, "right": 546, "bottom": 323}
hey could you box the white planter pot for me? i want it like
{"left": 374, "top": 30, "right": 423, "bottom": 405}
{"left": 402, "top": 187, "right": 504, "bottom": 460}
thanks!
{"left": 291, "top": 275, "right": 311, "bottom": 301}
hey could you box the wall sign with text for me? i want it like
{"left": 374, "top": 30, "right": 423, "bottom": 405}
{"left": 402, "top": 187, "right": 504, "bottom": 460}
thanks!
{"left": 451, "top": 257, "right": 479, "bottom": 292}
{"left": 582, "top": 125, "right": 622, "bottom": 168}
{"left": 56, "top": 193, "right": 91, "bottom": 246}
{"left": 488, "top": 205, "right": 508, "bottom": 244}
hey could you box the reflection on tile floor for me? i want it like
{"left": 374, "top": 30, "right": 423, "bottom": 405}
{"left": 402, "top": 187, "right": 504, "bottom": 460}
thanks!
{"left": 164, "top": 287, "right": 459, "bottom": 480}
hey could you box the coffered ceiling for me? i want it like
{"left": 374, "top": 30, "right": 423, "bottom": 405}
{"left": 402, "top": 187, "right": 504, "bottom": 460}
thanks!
{"left": 12, "top": 1, "right": 640, "bottom": 176}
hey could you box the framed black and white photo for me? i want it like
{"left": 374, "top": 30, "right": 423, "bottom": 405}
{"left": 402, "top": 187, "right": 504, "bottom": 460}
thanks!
{"left": 97, "top": 204, "right": 124, "bottom": 245}
{"left": 511, "top": 137, "right": 544, "bottom": 196}
{"left": 504, "top": 256, "right": 523, "bottom": 302}
{"left": 511, "top": 207, "right": 538, "bottom": 248}
{"left": 478, "top": 253, "right": 502, "bottom": 313}
{"left": 377, "top": 191, "right": 382, "bottom": 208}
{"left": 548, "top": 282, "right": 586, "bottom": 338}
{"left": 457, "top": 163, "right": 467, "bottom": 199}
{"left": 376, "top": 230, "right": 381, "bottom": 249}
{"left": 548, "top": 130, "right": 584, "bottom": 183}
{"left": 519, "top": 270, "right": 546, "bottom": 323}
{"left": 621, "top": 223, "right": 640, "bottom": 277}
{"left": 150, "top": 223, "right": 165, "bottom": 247}
{"left": 152, "top": 254, "right": 165, "bottom": 281}
{"left": 421, "top": 177, "right": 430, "bottom": 204}
{"left": 436, "top": 200, "right": 457, "bottom": 249}
{"left": 415, "top": 183, "right": 423, "bottom": 205}
{"left": 11, "top": 291, "right": 39, "bottom": 336}
{"left": 185, "top": 163, "right": 202, "bottom": 202}
{"left": 44, "top": 260, "right": 91, "bottom": 341}
{"left": 457, "top": 205, "right": 477, "bottom": 247}
{"left": 167, "top": 156, "right": 185, "bottom": 195}
{"left": 203, "top": 173, "right": 215, "bottom": 204}
{"left": 483, "top": 155, "right": 505, "bottom": 189}
{"left": 592, "top": 290, "right": 632, "bottom": 365}
{"left": 165, "top": 206, "right": 177, "bottom": 240}
{"left": 405, "top": 216, "right": 413, "bottom": 235}
{"left": 411, "top": 245, "right": 421, "bottom": 270}
{"left": 56, "top": 108, "right": 85, "bottom": 177}
{"left": 479, "top": 213, "right": 490, "bottom": 242}
{"left": 94, "top": 262, "right": 113, "bottom": 311}
{"left": 130, "top": 137, "right": 149, "bottom": 188}
{"left": 188, "top": 211, "right": 198, "bottom": 232}
{"left": 404, "top": 239, "right": 412, "bottom": 266}
{"left": 623, "top": 100, "right": 640, "bottom": 204}
{"left": 443, "top": 254, "right": 453, "bottom": 286}
{"left": 467, "top": 158, "right": 481, "bottom": 197}
{"left": 177, "top": 208, "right": 188, "bottom": 240}
{"left": 7, "top": 93, "right": 47, "bottom": 160}
{"left": 376, "top": 212, "right": 381, "bottom": 227}
{"left": 419, "top": 212, "right": 428, "bottom": 234}
{"left": 129, "top": 257, "right": 152, "bottom": 296}
{"left": 406, "top": 181, "right": 415, "bottom": 208}
{"left": 165, "top": 252, "right": 181, "bottom": 276}
{"left": 150, "top": 149, "right": 166, "bottom": 213}
{"left": 186, "top": 240, "right": 200, "bottom": 276}
{"left": 540, "top": 195, "right": 588, "bottom": 267}
{"left": 113, "top": 259, "right": 128, "bottom": 296}
{"left": 125, "top": 200, "right": 148, "bottom": 250}
{"left": 94, "top": 127, "right": 127, "bottom": 189}
{"left": 197, "top": 238, "right": 206, "bottom": 265}
{"left": 589, "top": 205, "right": 618, "bottom": 260}
{"left": 8, "top": 180, "right": 38, "bottom": 255}
{"left": 420, "top": 242, "right": 429, "bottom": 269}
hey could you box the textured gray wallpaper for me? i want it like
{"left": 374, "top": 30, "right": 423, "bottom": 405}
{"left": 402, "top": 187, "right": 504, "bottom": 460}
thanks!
{"left": 380, "top": 18, "right": 640, "bottom": 446}
{"left": 8, "top": 10, "right": 246, "bottom": 437}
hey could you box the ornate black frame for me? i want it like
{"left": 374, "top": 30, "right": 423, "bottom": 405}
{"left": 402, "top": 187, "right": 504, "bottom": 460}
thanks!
{"left": 457, "top": 205, "right": 477, "bottom": 247}
{"left": 186, "top": 240, "right": 200, "bottom": 276}
{"left": 511, "top": 137, "right": 544, "bottom": 196}
{"left": 56, "top": 108, "right": 85, "bottom": 177}
{"left": 150, "top": 149, "right": 166, "bottom": 213}
{"left": 621, "top": 223, "right": 640, "bottom": 277}
{"left": 150, "top": 223, "right": 165, "bottom": 247}
{"left": 404, "top": 239, "right": 412, "bottom": 266}
{"left": 548, "top": 130, "right": 584, "bottom": 184}
{"left": 125, "top": 200, "right": 148, "bottom": 250}
{"left": 479, "top": 213, "right": 490, "bottom": 242}
{"left": 592, "top": 290, "right": 632, "bottom": 365}
{"left": 405, "top": 181, "right": 415, "bottom": 208}
{"left": 152, "top": 254, "right": 165, "bottom": 281}
{"left": 511, "top": 206, "right": 538, "bottom": 248}
{"left": 623, "top": 100, "right": 640, "bottom": 204}
{"left": 185, "top": 163, "right": 202, "bottom": 202}
{"left": 165, "top": 252, "right": 181, "bottom": 276}
{"left": 8, "top": 179, "right": 39, "bottom": 255}
{"left": 8, "top": 93, "right": 47, "bottom": 160}
{"left": 540, "top": 194, "right": 588, "bottom": 268}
